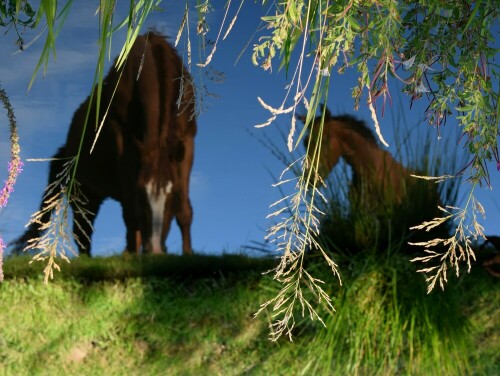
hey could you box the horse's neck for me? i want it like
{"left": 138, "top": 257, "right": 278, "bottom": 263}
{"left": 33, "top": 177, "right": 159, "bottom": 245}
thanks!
{"left": 340, "top": 130, "right": 405, "bottom": 201}
{"left": 340, "top": 132, "right": 392, "bottom": 177}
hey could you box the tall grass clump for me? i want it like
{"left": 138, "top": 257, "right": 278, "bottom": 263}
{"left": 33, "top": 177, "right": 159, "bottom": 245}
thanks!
{"left": 261, "top": 111, "right": 464, "bottom": 259}
{"left": 299, "top": 250, "right": 475, "bottom": 375}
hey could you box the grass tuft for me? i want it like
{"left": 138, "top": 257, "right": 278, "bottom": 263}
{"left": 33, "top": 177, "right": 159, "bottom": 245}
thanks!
{"left": 299, "top": 250, "right": 494, "bottom": 375}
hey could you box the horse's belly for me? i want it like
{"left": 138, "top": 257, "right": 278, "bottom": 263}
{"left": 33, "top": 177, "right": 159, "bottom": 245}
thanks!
{"left": 74, "top": 153, "right": 125, "bottom": 200}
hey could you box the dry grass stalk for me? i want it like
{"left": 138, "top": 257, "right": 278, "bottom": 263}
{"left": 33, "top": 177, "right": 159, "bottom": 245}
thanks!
{"left": 256, "top": 154, "right": 341, "bottom": 341}
{"left": 410, "top": 181, "right": 485, "bottom": 293}
{"left": 23, "top": 157, "right": 92, "bottom": 283}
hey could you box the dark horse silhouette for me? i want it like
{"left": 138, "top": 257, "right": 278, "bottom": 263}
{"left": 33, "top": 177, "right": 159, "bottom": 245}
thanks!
{"left": 13, "top": 32, "right": 196, "bottom": 256}
{"left": 300, "top": 107, "right": 443, "bottom": 250}
{"left": 301, "top": 108, "right": 410, "bottom": 205}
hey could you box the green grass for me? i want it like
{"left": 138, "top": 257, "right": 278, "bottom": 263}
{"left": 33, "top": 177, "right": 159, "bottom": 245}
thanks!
{"left": 1, "top": 254, "right": 275, "bottom": 375}
{"left": 0, "top": 253, "right": 498, "bottom": 375}
{"left": 303, "top": 250, "right": 499, "bottom": 375}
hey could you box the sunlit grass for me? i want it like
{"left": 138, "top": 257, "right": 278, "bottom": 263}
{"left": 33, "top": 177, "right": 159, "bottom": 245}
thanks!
{"left": 0, "top": 274, "right": 269, "bottom": 374}
{"left": 299, "top": 250, "right": 494, "bottom": 375}
{"left": 1, "top": 252, "right": 497, "bottom": 375}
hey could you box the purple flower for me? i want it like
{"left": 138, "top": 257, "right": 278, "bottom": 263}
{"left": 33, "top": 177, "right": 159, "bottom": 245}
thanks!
{"left": 0, "top": 237, "right": 4, "bottom": 282}
{"left": 0, "top": 159, "right": 23, "bottom": 208}
{"left": 0, "top": 85, "right": 23, "bottom": 281}
{"left": 0, "top": 85, "right": 23, "bottom": 209}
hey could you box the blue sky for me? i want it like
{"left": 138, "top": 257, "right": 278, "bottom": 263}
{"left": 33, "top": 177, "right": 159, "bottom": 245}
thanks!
{"left": 0, "top": 1, "right": 498, "bottom": 256}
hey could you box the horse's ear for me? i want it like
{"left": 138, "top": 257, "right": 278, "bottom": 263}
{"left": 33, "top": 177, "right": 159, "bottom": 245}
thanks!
{"left": 320, "top": 104, "right": 332, "bottom": 120}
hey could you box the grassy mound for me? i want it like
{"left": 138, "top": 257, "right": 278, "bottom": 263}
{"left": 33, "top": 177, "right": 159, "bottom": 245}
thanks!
{"left": 0, "top": 253, "right": 498, "bottom": 375}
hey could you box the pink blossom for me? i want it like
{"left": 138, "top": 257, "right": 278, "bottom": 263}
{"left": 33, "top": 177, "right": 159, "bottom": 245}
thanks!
{"left": 0, "top": 159, "right": 23, "bottom": 208}
{"left": 0, "top": 85, "right": 23, "bottom": 282}
{"left": 0, "top": 237, "right": 4, "bottom": 282}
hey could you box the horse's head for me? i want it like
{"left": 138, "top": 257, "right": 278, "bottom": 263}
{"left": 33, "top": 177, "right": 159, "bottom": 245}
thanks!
{"left": 299, "top": 105, "right": 343, "bottom": 179}
{"left": 133, "top": 140, "right": 184, "bottom": 254}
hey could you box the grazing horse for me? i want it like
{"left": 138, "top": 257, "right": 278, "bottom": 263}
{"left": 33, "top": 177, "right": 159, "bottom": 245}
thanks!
{"left": 302, "top": 108, "right": 408, "bottom": 206}
{"left": 300, "top": 107, "right": 442, "bottom": 249}
{"left": 12, "top": 31, "right": 196, "bottom": 256}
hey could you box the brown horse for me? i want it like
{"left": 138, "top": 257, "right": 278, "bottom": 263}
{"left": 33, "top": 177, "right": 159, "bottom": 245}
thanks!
{"left": 301, "top": 107, "right": 442, "bottom": 249}
{"left": 12, "top": 31, "right": 196, "bottom": 256}
{"left": 302, "top": 108, "right": 408, "bottom": 206}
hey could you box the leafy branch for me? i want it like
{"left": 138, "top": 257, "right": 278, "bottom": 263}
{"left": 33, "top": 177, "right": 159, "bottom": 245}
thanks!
{"left": 0, "top": 0, "right": 38, "bottom": 49}
{"left": 254, "top": 1, "right": 499, "bottom": 182}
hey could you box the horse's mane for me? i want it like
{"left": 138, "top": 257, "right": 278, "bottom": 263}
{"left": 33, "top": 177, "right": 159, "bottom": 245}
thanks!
{"left": 331, "top": 114, "right": 378, "bottom": 145}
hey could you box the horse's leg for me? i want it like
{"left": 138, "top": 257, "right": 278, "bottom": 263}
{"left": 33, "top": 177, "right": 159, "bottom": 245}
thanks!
{"left": 175, "top": 191, "right": 193, "bottom": 256}
{"left": 72, "top": 189, "right": 103, "bottom": 257}
{"left": 160, "top": 196, "right": 175, "bottom": 254}
{"left": 122, "top": 191, "right": 164, "bottom": 255}
{"left": 10, "top": 147, "right": 67, "bottom": 253}
{"left": 122, "top": 201, "right": 141, "bottom": 255}
{"left": 175, "top": 138, "right": 194, "bottom": 256}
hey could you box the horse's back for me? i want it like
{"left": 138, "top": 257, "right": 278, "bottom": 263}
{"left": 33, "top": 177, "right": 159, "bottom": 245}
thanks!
{"left": 62, "top": 32, "right": 195, "bottom": 198}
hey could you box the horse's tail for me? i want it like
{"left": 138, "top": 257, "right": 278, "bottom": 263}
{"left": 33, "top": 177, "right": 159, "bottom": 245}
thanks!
{"left": 9, "top": 147, "right": 67, "bottom": 255}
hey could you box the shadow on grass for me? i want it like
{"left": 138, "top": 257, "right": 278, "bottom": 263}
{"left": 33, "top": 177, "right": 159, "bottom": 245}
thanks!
{"left": 3, "top": 253, "right": 276, "bottom": 282}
